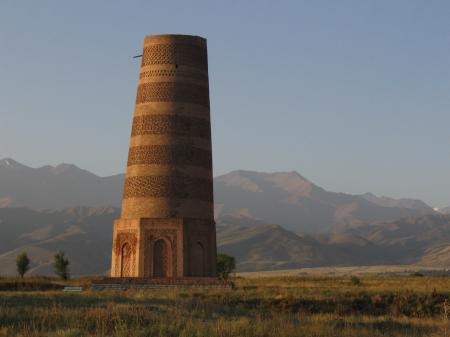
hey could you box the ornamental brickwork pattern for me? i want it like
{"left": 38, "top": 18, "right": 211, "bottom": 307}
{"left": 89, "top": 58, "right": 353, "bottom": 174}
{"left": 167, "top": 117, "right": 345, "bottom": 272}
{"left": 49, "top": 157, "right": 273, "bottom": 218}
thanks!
{"left": 113, "top": 231, "right": 138, "bottom": 277}
{"left": 139, "top": 69, "right": 208, "bottom": 81}
{"left": 123, "top": 175, "right": 213, "bottom": 201}
{"left": 130, "top": 114, "right": 211, "bottom": 139}
{"left": 144, "top": 228, "right": 179, "bottom": 277}
{"left": 120, "top": 243, "right": 133, "bottom": 277}
{"left": 127, "top": 145, "right": 211, "bottom": 168}
{"left": 135, "top": 82, "right": 209, "bottom": 107}
{"left": 142, "top": 44, "right": 207, "bottom": 70}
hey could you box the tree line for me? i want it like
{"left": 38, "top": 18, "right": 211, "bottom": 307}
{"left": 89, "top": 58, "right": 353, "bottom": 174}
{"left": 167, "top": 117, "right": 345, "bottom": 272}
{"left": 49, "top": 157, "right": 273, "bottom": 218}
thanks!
{"left": 16, "top": 251, "right": 70, "bottom": 280}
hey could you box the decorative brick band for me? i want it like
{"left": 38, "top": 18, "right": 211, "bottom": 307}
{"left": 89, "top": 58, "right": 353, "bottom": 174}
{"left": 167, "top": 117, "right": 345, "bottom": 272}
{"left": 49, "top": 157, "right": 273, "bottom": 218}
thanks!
{"left": 123, "top": 175, "right": 213, "bottom": 201}
{"left": 127, "top": 145, "right": 212, "bottom": 169}
{"left": 140, "top": 69, "right": 208, "bottom": 82}
{"left": 131, "top": 114, "right": 211, "bottom": 139}
{"left": 136, "top": 82, "right": 209, "bottom": 107}
{"left": 142, "top": 44, "right": 207, "bottom": 70}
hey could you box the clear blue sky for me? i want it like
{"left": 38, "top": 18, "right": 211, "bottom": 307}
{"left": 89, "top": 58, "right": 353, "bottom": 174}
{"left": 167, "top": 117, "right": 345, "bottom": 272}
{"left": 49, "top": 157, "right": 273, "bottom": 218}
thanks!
{"left": 0, "top": 1, "right": 449, "bottom": 207}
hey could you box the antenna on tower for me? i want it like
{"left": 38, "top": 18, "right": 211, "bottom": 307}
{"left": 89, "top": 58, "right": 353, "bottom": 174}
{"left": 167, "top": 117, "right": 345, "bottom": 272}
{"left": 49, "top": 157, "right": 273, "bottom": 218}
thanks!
{"left": 133, "top": 54, "right": 143, "bottom": 59}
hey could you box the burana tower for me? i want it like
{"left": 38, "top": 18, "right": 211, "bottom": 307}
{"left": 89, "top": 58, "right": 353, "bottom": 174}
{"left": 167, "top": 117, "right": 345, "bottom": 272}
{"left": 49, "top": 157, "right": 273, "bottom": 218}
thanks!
{"left": 110, "top": 34, "right": 217, "bottom": 278}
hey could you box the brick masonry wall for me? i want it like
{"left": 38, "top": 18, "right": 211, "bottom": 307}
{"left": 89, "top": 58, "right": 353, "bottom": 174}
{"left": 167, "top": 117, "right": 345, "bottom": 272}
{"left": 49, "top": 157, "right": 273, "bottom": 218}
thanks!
{"left": 111, "top": 35, "right": 217, "bottom": 278}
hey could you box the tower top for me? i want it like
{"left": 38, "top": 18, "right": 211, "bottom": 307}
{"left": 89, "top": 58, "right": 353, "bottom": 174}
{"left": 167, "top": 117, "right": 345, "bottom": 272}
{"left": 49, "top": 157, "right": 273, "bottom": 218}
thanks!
{"left": 144, "top": 34, "right": 206, "bottom": 46}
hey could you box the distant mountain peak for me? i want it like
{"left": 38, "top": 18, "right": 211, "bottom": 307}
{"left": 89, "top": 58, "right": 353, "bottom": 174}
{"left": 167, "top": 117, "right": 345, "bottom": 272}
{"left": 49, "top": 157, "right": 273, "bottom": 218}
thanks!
{"left": 0, "top": 157, "right": 123, "bottom": 209}
{"left": 216, "top": 169, "right": 313, "bottom": 185}
{"left": 56, "top": 163, "right": 78, "bottom": 169}
{"left": 0, "top": 158, "right": 31, "bottom": 170}
{"left": 228, "top": 169, "right": 308, "bottom": 179}
{"left": 51, "top": 163, "right": 91, "bottom": 175}
{"left": 0, "top": 158, "right": 88, "bottom": 176}
{"left": 215, "top": 169, "right": 320, "bottom": 200}
{"left": 0, "top": 158, "right": 14, "bottom": 166}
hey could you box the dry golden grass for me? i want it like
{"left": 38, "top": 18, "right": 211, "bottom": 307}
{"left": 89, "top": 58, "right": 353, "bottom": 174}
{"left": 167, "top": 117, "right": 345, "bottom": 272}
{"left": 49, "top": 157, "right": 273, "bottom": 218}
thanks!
{"left": 237, "top": 264, "right": 448, "bottom": 278}
{"left": 0, "top": 275, "right": 449, "bottom": 336}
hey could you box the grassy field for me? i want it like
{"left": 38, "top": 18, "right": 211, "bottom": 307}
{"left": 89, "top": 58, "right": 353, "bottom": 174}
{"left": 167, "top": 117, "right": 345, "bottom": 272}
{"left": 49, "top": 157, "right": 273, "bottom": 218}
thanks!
{"left": 0, "top": 275, "right": 449, "bottom": 337}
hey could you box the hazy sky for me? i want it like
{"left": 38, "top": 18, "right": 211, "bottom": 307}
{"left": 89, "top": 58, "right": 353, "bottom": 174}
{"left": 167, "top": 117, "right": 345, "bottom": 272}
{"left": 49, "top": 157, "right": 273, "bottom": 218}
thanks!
{"left": 0, "top": 1, "right": 449, "bottom": 207}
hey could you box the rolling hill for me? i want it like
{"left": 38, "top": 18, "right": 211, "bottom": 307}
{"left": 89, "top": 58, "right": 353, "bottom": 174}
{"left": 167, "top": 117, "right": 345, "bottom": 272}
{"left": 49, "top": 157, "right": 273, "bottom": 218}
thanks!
{"left": 0, "top": 207, "right": 118, "bottom": 275}
{"left": 347, "top": 213, "right": 450, "bottom": 266}
{"left": 0, "top": 208, "right": 448, "bottom": 275}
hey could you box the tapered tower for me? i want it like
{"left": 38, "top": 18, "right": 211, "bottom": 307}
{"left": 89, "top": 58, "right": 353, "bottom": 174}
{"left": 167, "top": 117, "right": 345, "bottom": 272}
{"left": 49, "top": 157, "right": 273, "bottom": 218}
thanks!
{"left": 110, "top": 34, "right": 216, "bottom": 278}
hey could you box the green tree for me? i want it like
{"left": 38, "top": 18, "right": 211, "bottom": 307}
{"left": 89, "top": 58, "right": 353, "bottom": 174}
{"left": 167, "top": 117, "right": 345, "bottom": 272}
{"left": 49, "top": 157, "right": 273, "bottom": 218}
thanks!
{"left": 217, "top": 253, "right": 236, "bottom": 279}
{"left": 16, "top": 251, "right": 30, "bottom": 278}
{"left": 54, "top": 251, "right": 70, "bottom": 280}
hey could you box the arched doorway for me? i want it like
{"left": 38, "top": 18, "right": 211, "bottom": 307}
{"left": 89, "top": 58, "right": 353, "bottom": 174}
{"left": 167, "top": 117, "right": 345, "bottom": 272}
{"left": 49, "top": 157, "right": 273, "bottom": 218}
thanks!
{"left": 153, "top": 239, "right": 170, "bottom": 277}
{"left": 191, "top": 242, "right": 205, "bottom": 276}
{"left": 120, "top": 242, "right": 132, "bottom": 277}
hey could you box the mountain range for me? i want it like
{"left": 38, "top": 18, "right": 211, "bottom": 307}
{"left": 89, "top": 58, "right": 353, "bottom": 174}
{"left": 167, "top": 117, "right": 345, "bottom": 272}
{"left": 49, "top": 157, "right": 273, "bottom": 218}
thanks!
{"left": 0, "top": 158, "right": 437, "bottom": 233}
{"left": 214, "top": 170, "right": 435, "bottom": 233}
{"left": 0, "top": 158, "right": 448, "bottom": 274}
{"left": 0, "top": 158, "right": 123, "bottom": 209}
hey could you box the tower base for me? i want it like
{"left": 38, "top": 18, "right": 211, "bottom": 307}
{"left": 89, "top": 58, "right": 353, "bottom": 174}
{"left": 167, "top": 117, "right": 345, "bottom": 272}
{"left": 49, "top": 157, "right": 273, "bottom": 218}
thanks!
{"left": 111, "top": 217, "right": 217, "bottom": 278}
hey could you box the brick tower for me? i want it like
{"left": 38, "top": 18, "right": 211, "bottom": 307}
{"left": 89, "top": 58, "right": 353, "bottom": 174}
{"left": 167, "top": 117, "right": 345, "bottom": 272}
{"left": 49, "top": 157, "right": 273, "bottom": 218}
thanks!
{"left": 110, "top": 34, "right": 217, "bottom": 278}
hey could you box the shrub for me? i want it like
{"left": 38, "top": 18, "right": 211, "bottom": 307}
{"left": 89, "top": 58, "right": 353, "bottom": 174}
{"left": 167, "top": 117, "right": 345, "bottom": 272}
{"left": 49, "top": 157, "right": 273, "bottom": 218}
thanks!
{"left": 16, "top": 251, "right": 30, "bottom": 278}
{"left": 54, "top": 251, "right": 70, "bottom": 280}
{"left": 350, "top": 276, "right": 361, "bottom": 285}
{"left": 217, "top": 254, "right": 236, "bottom": 279}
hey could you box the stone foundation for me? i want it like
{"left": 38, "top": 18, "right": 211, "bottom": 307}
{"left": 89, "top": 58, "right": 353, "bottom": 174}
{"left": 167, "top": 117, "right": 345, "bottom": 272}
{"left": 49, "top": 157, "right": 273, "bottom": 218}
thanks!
{"left": 111, "top": 217, "right": 217, "bottom": 278}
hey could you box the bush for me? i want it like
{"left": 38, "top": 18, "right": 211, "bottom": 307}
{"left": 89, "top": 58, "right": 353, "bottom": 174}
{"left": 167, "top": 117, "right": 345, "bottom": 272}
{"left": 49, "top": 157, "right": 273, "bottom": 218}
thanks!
{"left": 16, "top": 251, "right": 30, "bottom": 278}
{"left": 350, "top": 276, "right": 361, "bottom": 285}
{"left": 54, "top": 251, "right": 70, "bottom": 280}
{"left": 217, "top": 254, "right": 236, "bottom": 279}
